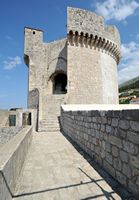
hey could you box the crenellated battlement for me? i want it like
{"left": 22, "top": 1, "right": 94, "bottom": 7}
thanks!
{"left": 68, "top": 31, "right": 121, "bottom": 64}
{"left": 67, "top": 7, "right": 121, "bottom": 63}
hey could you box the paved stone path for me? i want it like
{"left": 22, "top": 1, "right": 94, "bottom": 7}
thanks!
{"left": 13, "top": 132, "right": 121, "bottom": 200}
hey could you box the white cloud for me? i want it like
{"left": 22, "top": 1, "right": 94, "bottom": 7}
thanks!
{"left": 5, "top": 35, "right": 13, "bottom": 40}
{"left": 3, "top": 56, "right": 22, "bottom": 70}
{"left": 118, "top": 41, "right": 139, "bottom": 83}
{"left": 95, "top": 0, "right": 139, "bottom": 21}
{"left": 136, "top": 34, "right": 139, "bottom": 40}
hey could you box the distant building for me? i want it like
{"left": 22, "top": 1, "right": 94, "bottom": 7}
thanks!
{"left": 130, "top": 98, "right": 139, "bottom": 104}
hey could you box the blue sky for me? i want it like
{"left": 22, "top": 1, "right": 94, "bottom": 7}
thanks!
{"left": 0, "top": 0, "right": 139, "bottom": 109}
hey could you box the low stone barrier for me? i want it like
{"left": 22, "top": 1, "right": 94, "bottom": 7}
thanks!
{"left": 0, "top": 126, "right": 32, "bottom": 200}
{"left": 60, "top": 105, "right": 139, "bottom": 197}
{"left": 0, "top": 126, "right": 22, "bottom": 145}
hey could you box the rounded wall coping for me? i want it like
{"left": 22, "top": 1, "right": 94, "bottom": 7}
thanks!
{"left": 61, "top": 104, "right": 139, "bottom": 111}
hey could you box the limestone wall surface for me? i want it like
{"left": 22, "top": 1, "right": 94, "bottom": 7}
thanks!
{"left": 67, "top": 43, "right": 118, "bottom": 104}
{"left": 24, "top": 27, "right": 67, "bottom": 122}
{"left": 0, "top": 126, "right": 32, "bottom": 200}
{"left": 61, "top": 105, "right": 139, "bottom": 197}
{"left": 67, "top": 7, "right": 120, "bottom": 46}
{"left": 67, "top": 7, "right": 120, "bottom": 104}
{"left": 0, "top": 110, "right": 9, "bottom": 127}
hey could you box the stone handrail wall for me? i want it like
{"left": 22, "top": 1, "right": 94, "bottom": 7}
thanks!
{"left": 0, "top": 126, "right": 33, "bottom": 200}
{"left": 60, "top": 105, "right": 139, "bottom": 197}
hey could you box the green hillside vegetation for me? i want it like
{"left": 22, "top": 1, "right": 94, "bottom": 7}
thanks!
{"left": 119, "top": 76, "right": 139, "bottom": 104}
{"left": 119, "top": 76, "right": 139, "bottom": 93}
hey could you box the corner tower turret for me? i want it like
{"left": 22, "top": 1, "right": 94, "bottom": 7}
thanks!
{"left": 67, "top": 7, "right": 121, "bottom": 104}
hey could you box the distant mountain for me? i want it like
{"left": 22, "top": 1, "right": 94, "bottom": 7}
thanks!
{"left": 119, "top": 76, "right": 139, "bottom": 92}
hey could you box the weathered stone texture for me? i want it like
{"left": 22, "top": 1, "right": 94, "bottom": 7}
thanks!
{"left": 0, "top": 126, "right": 22, "bottom": 145}
{"left": 60, "top": 106, "right": 139, "bottom": 197}
{"left": 67, "top": 7, "right": 120, "bottom": 46}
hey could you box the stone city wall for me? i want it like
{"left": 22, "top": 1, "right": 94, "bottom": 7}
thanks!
{"left": 60, "top": 105, "right": 139, "bottom": 197}
{"left": 0, "top": 126, "right": 32, "bottom": 200}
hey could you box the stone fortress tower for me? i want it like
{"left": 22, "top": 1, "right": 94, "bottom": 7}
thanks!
{"left": 24, "top": 7, "right": 121, "bottom": 131}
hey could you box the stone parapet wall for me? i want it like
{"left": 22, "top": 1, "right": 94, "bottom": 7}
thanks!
{"left": 0, "top": 126, "right": 22, "bottom": 146}
{"left": 60, "top": 105, "right": 139, "bottom": 197}
{"left": 0, "top": 126, "right": 33, "bottom": 200}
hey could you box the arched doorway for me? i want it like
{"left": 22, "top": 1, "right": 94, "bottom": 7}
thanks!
{"left": 53, "top": 73, "right": 67, "bottom": 94}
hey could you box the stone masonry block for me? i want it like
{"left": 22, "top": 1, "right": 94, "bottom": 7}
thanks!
{"left": 102, "top": 140, "right": 106, "bottom": 150}
{"left": 106, "top": 125, "right": 112, "bottom": 133}
{"left": 103, "top": 160, "right": 115, "bottom": 178}
{"left": 127, "top": 131, "right": 139, "bottom": 144}
{"left": 112, "top": 145, "right": 119, "bottom": 157}
{"left": 100, "top": 124, "right": 105, "bottom": 132}
{"left": 128, "top": 180, "right": 139, "bottom": 196}
{"left": 119, "top": 120, "right": 130, "bottom": 130}
{"left": 100, "top": 149, "right": 105, "bottom": 158}
{"left": 123, "top": 140, "right": 138, "bottom": 154}
{"left": 118, "top": 128, "right": 127, "bottom": 139}
{"left": 122, "top": 163, "right": 131, "bottom": 179}
{"left": 109, "top": 135, "right": 122, "bottom": 148}
{"left": 106, "top": 152, "right": 113, "bottom": 165}
{"left": 95, "top": 145, "right": 100, "bottom": 155}
{"left": 101, "top": 117, "right": 107, "bottom": 124}
{"left": 116, "top": 171, "right": 127, "bottom": 186}
{"left": 111, "top": 118, "right": 119, "bottom": 127}
{"left": 108, "top": 118, "right": 111, "bottom": 125}
{"left": 120, "top": 150, "right": 128, "bottom": 163}
{"left": 130, "top": 121, "right": 139, "bottom": 132}
{"left": 113, "top": 158, "right": 122, "bottom": 171}
{"left": 130, "top": 156, "right": 139, "bottom": 169}
{"left": 99, "top": 131, "right": 104, "bottom": 140}
{"left": 105, "top": 142, "right": 111, "bottom": 152}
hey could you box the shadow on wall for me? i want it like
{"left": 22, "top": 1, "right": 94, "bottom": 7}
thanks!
{"left": 28, "top": 88, "right": 39, "bottom": 110}
{"left": 28, "top": 88, "right": 39, "bottom": 130}
{"left": 48, "top": 43, "right": 67, "bottom": 74}
{"left": 48, "top": 43, "right": 67, "bottom": 95}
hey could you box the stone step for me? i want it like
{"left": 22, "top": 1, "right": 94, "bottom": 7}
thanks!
{"left": 41, "top": 124, "right": 59, "bottom": 127}
{"left": 41, "top": 124, "right": 60, "bottom": 127}
{"left": 41, "top": 121, "right": 59, "bottom": 124}
{"left": 41, "top": 119, "right": 59, "bottom": 122}
{"left": 41, "top": 126, "right": 60, "bottom": 129}
{"left": 41, "top": 118, "right": 59, "bottom": 121}
{"left": 39, "top": 127, "right": 60, "bottom": 132}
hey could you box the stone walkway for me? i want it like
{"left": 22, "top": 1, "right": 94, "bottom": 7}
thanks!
{"left": 13, "top": 131, "right": 122, "bottom": 200}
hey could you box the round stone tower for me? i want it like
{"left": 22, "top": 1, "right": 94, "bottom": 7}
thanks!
{"left": 67, "top": 7, "right": 121, "bottom": 104}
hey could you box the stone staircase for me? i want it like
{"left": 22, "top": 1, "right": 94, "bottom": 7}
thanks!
{"left": 39, "top": 116, "right": 60, "bottom": 132}
{"left": 39, "top": 95, "right": 65, "bottom": 132}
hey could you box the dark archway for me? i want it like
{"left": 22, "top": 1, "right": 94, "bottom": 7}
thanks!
{"left": 53, "top": 73, "right": 67, "bottom": 94}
